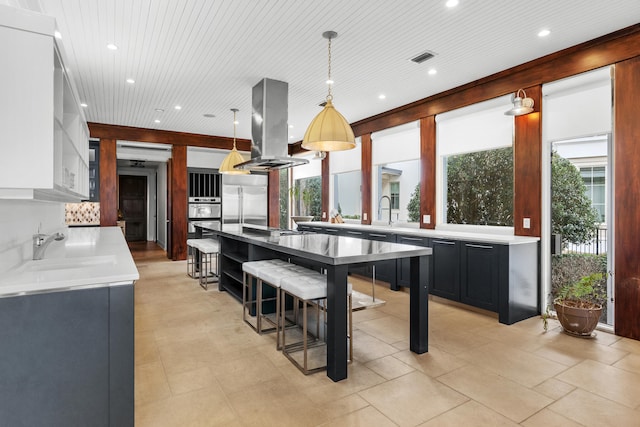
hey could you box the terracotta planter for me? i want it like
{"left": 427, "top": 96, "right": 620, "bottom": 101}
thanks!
{"left": 554, "top": 300, "right": 602, "bottom": 337}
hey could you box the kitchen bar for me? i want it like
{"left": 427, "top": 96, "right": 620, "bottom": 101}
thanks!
{"left": 196, "top": 223, "right": 432, "bottom": 382}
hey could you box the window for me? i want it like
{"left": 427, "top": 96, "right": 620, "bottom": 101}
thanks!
{"left": 445, "top": 147, "right": 513, "bottom": 226}
{"left": 581, "top": 166, "right": 605, "bottom": 222}
{"left": 436, "top": 95, "right": 514, "bottom": 227}
{"left": 331, "top": 138, "right": 362, "bottom": 220}
{"left": 290, "top": 153, "right": 321, "bottom": 225}
{"left": 390, "top": 182, "right": 399, "bottom": 209}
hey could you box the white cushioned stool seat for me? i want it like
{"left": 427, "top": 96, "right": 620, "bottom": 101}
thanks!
{"left": 280, "top": 273, "right": 327, "bottom": 300}
{"left": 259, "top": 265, "right": 318, "bottom": 287}
{"left": 192, "top": 238, "right": 219, "bottom": 290}
{"left": 186, "top": 239, "right": 200, "bottom": 278}
{"left": 242, "top": 259, "right": 290, "bottom": 277}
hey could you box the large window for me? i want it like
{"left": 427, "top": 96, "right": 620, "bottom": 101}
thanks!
{"left": 436, "top": 95, "right": 514, "bottom": 227}
{"left": 445, "top": 147, "right": 513, "bottom": 226}
{"left": 290, "top": 153, "right": 321, "bottom": 224}
{"left": 331, "top": 138, "right": 362, "bottom": 220}
{"left": 372, "top": 122, "right": 420, "bottom": 224}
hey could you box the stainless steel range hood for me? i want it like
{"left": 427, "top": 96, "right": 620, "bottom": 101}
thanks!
{"left": 234, "top": 78, "right": 309, "bottom": 171}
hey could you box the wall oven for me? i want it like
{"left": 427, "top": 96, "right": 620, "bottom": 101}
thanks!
{"left": 188, "top": 196, "right": 221, "bottom": 235}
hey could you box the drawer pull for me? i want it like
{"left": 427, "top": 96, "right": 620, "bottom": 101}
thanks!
{"left": 466, "top": 243, "right": 493, "bottom": 249}
{"left": 399, "top": 236, "right": 423, "bottom": 241}
{"left": 433, "top": 240, "right": 455, "bottom": 245}
{"left": 369, "top": 233, "right": 388, "bottom": 238}
{"left": 346, "top": 231, "right": 363, "bottom": 235}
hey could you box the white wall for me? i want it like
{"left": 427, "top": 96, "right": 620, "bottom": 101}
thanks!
{"left": 0, "top": 200, "right": 65, "bottom": 273}
{"left": 188, "top": 146, "right": 246, "bottom": 168}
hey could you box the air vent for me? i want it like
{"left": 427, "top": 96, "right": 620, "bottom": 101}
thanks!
{"left": 410, "top": 50, "right": 436, "bottom": 64}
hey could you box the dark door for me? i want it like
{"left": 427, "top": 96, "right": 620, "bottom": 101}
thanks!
{"left": 119, "top": 175, "right": 147, "bottom": 242}
{"left": 460, "top": 242, "right": 500, "bottom": 311}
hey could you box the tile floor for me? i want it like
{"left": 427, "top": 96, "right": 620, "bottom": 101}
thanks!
{"left": 132, "top": 247, "right": 640, "bottom": 426}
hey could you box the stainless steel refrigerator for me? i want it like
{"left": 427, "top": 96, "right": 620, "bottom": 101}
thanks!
{"left": 222, "top": 174, "right": 268, "bottom": 226}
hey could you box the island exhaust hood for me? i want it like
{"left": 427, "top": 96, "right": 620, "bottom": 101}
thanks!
{"left": 234, "top": 78, "right": 309, "bottom": 171}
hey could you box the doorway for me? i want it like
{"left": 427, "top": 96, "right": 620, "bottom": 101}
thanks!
{"left": 119, "top": 175, "right": 147, "bottom": 242}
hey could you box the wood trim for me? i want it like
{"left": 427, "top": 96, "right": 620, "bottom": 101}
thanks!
{"left": 99, "top": 139, "right": 117, "bottom": 226}
{"left": 166, "top": 158, "right": 173, "bottom": 259}
{"left": 170, "top": 145, "right": 187, "bottom": 261}
{"left": 614, "top": 57, "right": 640, "bottom": 340}
{"left": 513, "top": 86, "right": 542, "bottom": 237}
{"left": 268, "top": 170, "right": 280, "bottom": 227}
{"left": 419, "top": 117, "right": 436, "bottom": 229}
{"left": 321, "top": 152, "right": 330, "bottom": 221}
{"left": 88, "top": 122, "right": 252, "bottom": 151}
{"left": 361, "top": 134, "right": 372, "bottom": 225}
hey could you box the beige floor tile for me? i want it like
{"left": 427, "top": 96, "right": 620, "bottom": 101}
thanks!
{"left": 534, "top": 331, "right": 628, "bottom": 366}
{"left": 365, "top": 354, "right": 414, "bottom": 380}
{"left": 319, "top": 405, "right": 397, "bottom": 427}
{"left": 438, "top": 365, "right": 553, "bottom": 423}
{"left": 392, "top": 346, "right": 468, "bottom": 378}
{"left": 429, "top": 328, "right": 492, "bottom": 355}
{"left": 532, "top": 377, "right": 576, "bottom": 400}
{"left": 418, "top": 400, "right": 520, "bottom": 427}
{"left": 610, "top": 336, "right": 640, "bottom": 355}
{"left": 358, "top": 371, "right": 468, "bottom": 426}
{"left": 521, "top": 408, "right": 585, "bottom": 427}
{"left": 213, "top": 353, "right": 285, "bottom": 395}
{"left": 556, "top": 359, "right": 640, "bottom": 408}
{"left": 135, "top": 360, "right": 171, "bottom": 406}
{"left": 166, "top": 366, "right": 216, "bottom": 396}
{"left": 456, "top": 341, "right": 568, "bottom": 387}
{"left": 319, "top": 393, "right": 370, "bottom": 420}
{"left": 613, "top": 352, "right": 640, "bottom": 374}
{"left": 135, "top": 385, "right": 239, "bottom": 427}
{"left": 298, "top": 363, "right": 387, "bottom": 405}
{"left": 352, "top": 329, "right": 400, "bottom": 363}
{"left": 356, "top": 315, "right": 409, "bottom": 344}
{"left": 548, "top": 388, "right": 640, "bottom": 427}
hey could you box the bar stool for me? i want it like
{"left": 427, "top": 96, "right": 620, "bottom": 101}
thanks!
{"left": 242, "top": 260, "right": 316, "bottom": 347}
{"left": 280, "top": 275, "right": 354, "bottom": 374}
{"left": 193, "top": 238, "right": 220, "bottom": 290}
{"left": 186, "top": 239, "right": 199, "bottom": 278}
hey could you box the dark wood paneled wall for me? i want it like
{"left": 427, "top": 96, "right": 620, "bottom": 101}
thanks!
{"left": 419, "top": 117, "right": 436, "bottom": 229}
{"left": 170, "top": 145, "right": 187, "bottom": 261}
{"left": 321, "top": 153, "right": 330, "bottom": 221}
{"left": 99, "top": 139, "right": 117, "bottom": 226}
{"left": 268, "top": 170, "right": 280, "bottom": 227}
{"left": 88, "top": 123, "right": 251, "bottom": 151}
{"left": 614, "top": 57, "right": 640, "bottom": 340}
{"left": 513, "top": 86, "right": 542, "bottom": 237}
{"left": 361, "top": 134, "right": 372, "bottom": 225}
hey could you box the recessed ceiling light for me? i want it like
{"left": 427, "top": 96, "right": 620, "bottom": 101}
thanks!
{"left": 203, "top": 113, "right": 215, "bottom": 118}
{"left": 174, "top": 105, "right": 182, "bottom": 110}
{"left": 378, "top": 94, "right": 386, "bottom": 100}
{"left": 289, "top": 135, "right": 295, "bottom": 139}
{"left": 428, "top": 68, "right": 437, "bottom": 75}
{"left": 155, "top": 108, "right": 164, "bottom": 113}
{"left": 54, "top": 31, "right": 62, "bottom": 39}
{"left": 107, "top": 43, "right": 118, "bottom": 50}
{"left": 126, "top": 78, "right": 135, "bottom": 84}
{"left": 538, "top": 29, "right": 551, "bottom": 37}
{"left": 445, "top": 0, "right": 459, "bottom": 8}
{"left": 80, "top": 103, "right": 88, "bottom": 108}
{"left": 289, "top": 124, "right": 294, "bottom": 128}
{"left": 154, "top": 119, "right": 160, "bottom": 123}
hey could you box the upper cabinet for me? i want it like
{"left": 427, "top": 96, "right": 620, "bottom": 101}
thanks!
{"left": 0, "top": 5, "right": 89, "bottom": 202}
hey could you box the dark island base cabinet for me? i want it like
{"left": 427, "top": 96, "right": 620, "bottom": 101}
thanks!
{"left": 300, "top": 224, "right": 539, "bottom": 325}
{"left": 0, "top": 285, "right": 134, "bottom": 427}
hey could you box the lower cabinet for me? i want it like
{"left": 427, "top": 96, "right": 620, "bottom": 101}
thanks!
{"left": 460, "top": 242, "right": 500, "bottom": 312}
{"left": 0, "top": 285, "right": 134, "bottom": 427}
{"left": 430, "top": 239, "right": 460, "bottom": 300}
{"left": 365, "top": 231, "right": 397, "bottom": 289}
{"left": 397, "top": 234, "right": 430, "bottom": 287}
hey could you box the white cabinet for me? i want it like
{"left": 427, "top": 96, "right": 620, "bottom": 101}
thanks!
{"left": 0, "top": 5, "right": 89, "bottom": 201}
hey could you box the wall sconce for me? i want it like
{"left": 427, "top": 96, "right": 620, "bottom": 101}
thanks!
{"left": 504, "top": 89, "right": 534, "bottom": 116}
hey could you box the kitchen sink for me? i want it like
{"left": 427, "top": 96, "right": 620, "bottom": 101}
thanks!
{"left": 21, "top": 255, "right": 117, "bottom": 272}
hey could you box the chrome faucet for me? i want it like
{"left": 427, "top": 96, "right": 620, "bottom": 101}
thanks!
{"left": 378, "top": 195, "right": 392, "bottom": 225}
{"left": 33, "top": 232, "right": 65, "bottom": 260}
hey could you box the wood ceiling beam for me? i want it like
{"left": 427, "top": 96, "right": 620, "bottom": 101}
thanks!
{"left": 88, "top": 122, "right": 252, "bottom": 151}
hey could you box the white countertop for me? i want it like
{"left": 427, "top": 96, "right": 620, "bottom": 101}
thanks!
{"left": 298, "top": 222, "right": 540, "bottom": 245}
{"left": 0, "top": 227, "right": 139, "bottom": 297}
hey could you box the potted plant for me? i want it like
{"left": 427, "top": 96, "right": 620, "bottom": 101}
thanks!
{"left": 553, "top": 272, "right": 606, "bottom": 337}
{"left": 289, "top": 186, "right": 314, "bottom": 224}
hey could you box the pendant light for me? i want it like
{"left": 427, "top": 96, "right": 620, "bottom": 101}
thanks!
{"left": 302, "top": 31, "right": 355, "bottom": 152}
{"left": 219, "top": 108, "right": 250, "bottom": 175}
{"left": 504, "top": 89, "right": 534, "bottom": 116}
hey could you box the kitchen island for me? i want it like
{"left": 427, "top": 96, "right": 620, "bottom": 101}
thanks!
{"left": 196, "top": 224, "right": 432, "bottom": 382}
{"left": 0, "top": 227, "right": 138, "bottom": 427}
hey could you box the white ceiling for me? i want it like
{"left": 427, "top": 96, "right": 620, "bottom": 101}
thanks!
{"left": 22, "top": 1, "right": 640, "bottom": 142}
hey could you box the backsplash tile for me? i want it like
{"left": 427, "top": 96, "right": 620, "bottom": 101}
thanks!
{"left": 65, "top": 202, "right": 100, "bottom": 225}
